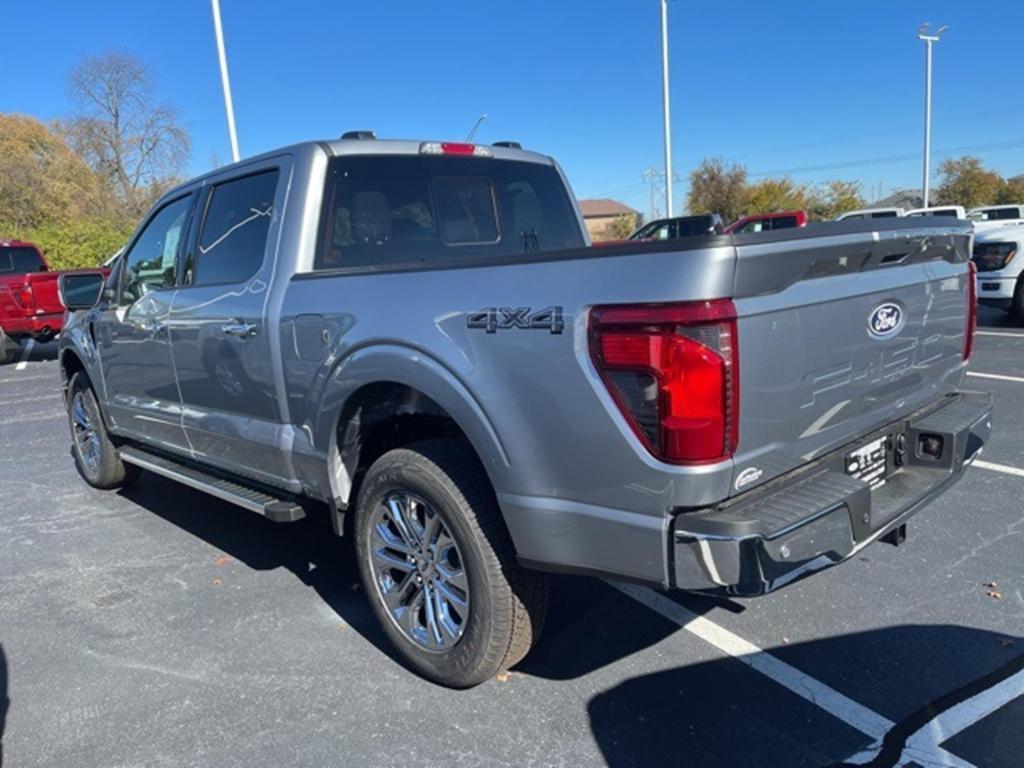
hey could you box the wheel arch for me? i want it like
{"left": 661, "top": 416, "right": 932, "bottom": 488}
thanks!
{"left": 313, "top": 345, "right": 511, "bottom": 531}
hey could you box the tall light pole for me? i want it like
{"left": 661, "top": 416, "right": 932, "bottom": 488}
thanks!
{"left": 660, "top": 0, "right": 674, "bottom": 217}
{"left": 211, "top": 0, "right": 240, "bottom": 163}
{"left": 918, "top": 22, "right": 948, "bottom": 209}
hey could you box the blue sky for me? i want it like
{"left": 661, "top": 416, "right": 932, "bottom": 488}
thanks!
{"left": 3, "top": 1, "right": 1023, "bottom": 218}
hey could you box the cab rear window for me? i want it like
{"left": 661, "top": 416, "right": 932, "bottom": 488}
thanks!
{"left": 0, "top": 246, "right": 45, "bottom": 273}
{"left": 315, "top": 155, "right": 584, "bottom": 269}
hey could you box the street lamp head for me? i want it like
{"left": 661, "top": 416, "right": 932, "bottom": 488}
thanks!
{"left": 918, "top": 22, "right": 948, "bottom": 42}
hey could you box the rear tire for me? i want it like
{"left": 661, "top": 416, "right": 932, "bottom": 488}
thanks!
{"left": 354, "top": 440, "right": 548, "bottom": 688}
{"left": 67, "top": 372, "right": 140, "bottom": 490}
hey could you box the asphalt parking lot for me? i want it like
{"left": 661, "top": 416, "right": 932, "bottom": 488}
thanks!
{"left": 1, "top": 310, "right": 1022, "bottom": 768}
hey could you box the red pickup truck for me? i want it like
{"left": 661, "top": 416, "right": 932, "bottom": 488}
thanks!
{"left": 0, "top": 240, "right": 71, "bottom": 364}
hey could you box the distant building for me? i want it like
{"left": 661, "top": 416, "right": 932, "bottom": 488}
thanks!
{"left": 578, "top": 198, "right": 641, "bottom": 241}
{"left": 874, "top": 189, "right": 923, "bottom": 210}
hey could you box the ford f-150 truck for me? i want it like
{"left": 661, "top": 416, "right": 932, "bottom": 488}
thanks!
{"left": 57, "top": 136, "right": 991, "bottom": 687}
{"left": 972, "top": 219, "right": 1024, "bottom": 319}
{"left": 0, "top": 240, "right": 67, "bottom": 363}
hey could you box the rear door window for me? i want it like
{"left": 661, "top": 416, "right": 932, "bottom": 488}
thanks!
{"left": 190, "top": 169, "right": 279, "bottom": 286}
{"left": 769, "top": 216, "right": 799, "bottom": 230}
{"left": 316, "top": 155, "right": 584, "bottom": 269}
{"left": 0, "top": 246, "right": 45, "bottom": 273}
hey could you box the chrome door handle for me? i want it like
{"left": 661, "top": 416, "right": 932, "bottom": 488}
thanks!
{"left": 221, "top": 321, "right": 258, "bottom": 338}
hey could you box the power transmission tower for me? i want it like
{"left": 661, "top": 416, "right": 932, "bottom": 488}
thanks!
{"left": 643, "top": 168, "right": 682, "bottom": 221}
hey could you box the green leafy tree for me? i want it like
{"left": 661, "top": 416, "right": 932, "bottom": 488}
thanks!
{"left": 741, "top": 178, "right": 807, "bottom": 216}
{"left": 687, "top": 157, "right": 748, "bottom": 224}
{"left": 996, "top": 177, "right": 1024, "bottom": 205}
{"left": 24, "top": 218, "right": 135, "bottom": 270}
{"left": 602, "top": 213, "right": 637, "bottom": 241}
{"left": 806, "top": 180, "right": 865, "bottom": 221}
{"left": 935, "top": 157, "right": 1003, "bottom": 208}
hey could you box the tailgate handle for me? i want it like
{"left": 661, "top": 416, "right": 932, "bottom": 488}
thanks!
{"left": 880, "top": 252, "right": 909, "bottom": 265}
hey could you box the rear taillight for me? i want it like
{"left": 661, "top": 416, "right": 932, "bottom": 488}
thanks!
{"left": 964, "top": 261, "right": 977, "bottom": 361}
{"left": 16, "top": 282, "right": 34, "bottom": 310}
{"left": 589, "top": 300, "right": 739, "bottom": 465}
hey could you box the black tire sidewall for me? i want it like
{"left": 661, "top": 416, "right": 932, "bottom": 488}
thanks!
{"left": 354, "top": 451, "right": 501, "bottom": 687}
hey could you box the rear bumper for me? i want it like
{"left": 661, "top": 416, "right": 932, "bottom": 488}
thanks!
{"left": 2, "top": 311, "right": 64, "bottom": 340}
{"left": 672, "top": 392, "right": 992, "bottom": 596}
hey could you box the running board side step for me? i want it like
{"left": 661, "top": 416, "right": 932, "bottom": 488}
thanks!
{"left": 118, "top": 446, "right": 306, "bottom": 523}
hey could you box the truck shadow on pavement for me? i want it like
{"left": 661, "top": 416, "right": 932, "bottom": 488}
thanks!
{"left": 1, "top": 643, "right": 9, "bottom": 768}
{"left": 116, "top": 473, "right": 706, "bottom": 677}
{"left": 117, "top": 475, "right": 406, "bottom": 666}
{"left": 585, "top": 624, "right": 1024, "bottom": 768}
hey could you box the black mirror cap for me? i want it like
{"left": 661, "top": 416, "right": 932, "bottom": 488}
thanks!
{"left": 59, "top": 272, "right": 106, "bottom": 311}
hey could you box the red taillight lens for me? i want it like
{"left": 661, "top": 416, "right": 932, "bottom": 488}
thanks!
{"left": 419, "top": 141, "right": 493, "bottom": 158}
{"left": 964, "top": 260, "right": 977, "bottom": 361}
{"left": 16, "top": 283, "right": 34, "bottom": 309}
{"left": 590, "top": 300, "right": 739, "bottom": 464}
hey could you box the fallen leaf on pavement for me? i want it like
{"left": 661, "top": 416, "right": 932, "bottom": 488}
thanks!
{"left": 211, "top": 578, "right": 223, "bottom": 586}
{"left": 495, "top": 672, "right": 510, "bottom": 682}
{"left": 214, "top": 555, "right": 231, "bottom": 566}
{"left": 986, "top": 590, "right": 1003, "bottom": 600}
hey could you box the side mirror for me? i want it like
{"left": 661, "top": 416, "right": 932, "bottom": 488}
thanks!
{"left": 59, "top": 272, "right": 106, "bottom": 311}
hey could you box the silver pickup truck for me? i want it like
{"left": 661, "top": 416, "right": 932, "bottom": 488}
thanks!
{"left": 58, "top": 135, "right": 991, "bottom": 687}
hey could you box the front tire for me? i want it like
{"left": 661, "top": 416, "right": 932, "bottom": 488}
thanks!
{"left": 1011, "top": 277, "right": 1024, "bottom": 324}
{"left": 354, "top": 440, "right": 548, "bottom": 687}
{"left": 67, "top": 372, "right": 139, "bottom": 490}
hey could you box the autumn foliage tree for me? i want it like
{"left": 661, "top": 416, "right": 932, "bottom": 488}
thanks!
{"left": 0, "top": 52, "right": 189, "bottom": 269}
{"left": 686, "top": 158, "right": 748, "bottom": 224}
{"left": 934, "top": 157, "right": 1004, "bottom": 209}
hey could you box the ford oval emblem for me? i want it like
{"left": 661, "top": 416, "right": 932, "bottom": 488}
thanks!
{"left": 868, "top": 302, "right": 904, "bottom": 338}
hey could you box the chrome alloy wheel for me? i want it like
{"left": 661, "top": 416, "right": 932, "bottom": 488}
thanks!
{"left": 368, "top": 491, "right": 470, "bottom": 651}
{"left": 71, "top": 391, "right": 101, "bottom": 475}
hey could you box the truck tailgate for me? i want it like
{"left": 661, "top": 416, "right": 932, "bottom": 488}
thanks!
{"left": 729, "top": 221, "right": 973, "bottom": 495}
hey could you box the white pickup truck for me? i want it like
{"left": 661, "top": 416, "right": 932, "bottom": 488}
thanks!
{"left": 973, "top": 216, "right": 1024, "bottom": 319}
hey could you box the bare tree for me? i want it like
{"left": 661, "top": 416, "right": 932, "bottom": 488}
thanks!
{"left": 62, "top": 52, "right": 189, "bottom": 216}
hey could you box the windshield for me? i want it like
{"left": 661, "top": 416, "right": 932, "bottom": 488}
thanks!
{"left": 0, "top": 246, "right": 45, "bottom": 273}
{"left": 315, "top": 156, "right": 585, "bottom": 269}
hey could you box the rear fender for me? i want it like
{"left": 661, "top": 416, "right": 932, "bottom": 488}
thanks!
{"left": 307, "top": 344, "right": 510, "bottom": 507}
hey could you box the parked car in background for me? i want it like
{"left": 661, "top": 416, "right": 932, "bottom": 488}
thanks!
{"left": 723, "top": 210, "right": 808, "bottom": 234}
{"left": 968, "top": 204, "right": 1024, "bottom": 223}
{"left": 0, "top": 240, "right": 68, "bottom": 364}
{"left": 835, "top": 207, "right": 906, "bottom": 221}
{"left": 629, "top": 213, "right": 724, "bottom": 240}
{"left": 906, "top": 206, "right": 966, "bottom": 219}
{"left": 58, "top": 136, "right": 989, "bottom": 687}
{"left": 972, "top": 220, "right": 1024, "bottom": 319}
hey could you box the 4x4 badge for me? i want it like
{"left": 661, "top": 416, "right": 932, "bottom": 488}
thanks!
{"left": 468, "top": 306, "right": 565, "bottom": 335}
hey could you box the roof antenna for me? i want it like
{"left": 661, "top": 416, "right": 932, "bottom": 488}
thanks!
{"left": 466, "top": 114, "right": 487, "bottom": 142}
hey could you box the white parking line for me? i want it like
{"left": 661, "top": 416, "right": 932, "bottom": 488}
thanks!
{"left": 966, "top": 371, "right": 1024, "bottom": 384}
{"left": 14, "top": 339, "right": 35, "bottom": 371}
{"left": 611, "top": 582, "right": 975, "bottom": 767}
{"left": 974, "top": 459, "right": 1024, "bottom": 478}
{"left": 976, "top": 330, "right": 1024, "bottom": 338}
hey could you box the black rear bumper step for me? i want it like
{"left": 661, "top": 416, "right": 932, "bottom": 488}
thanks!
{"left": 118, "top": 446, "right": 305, "bottom": 523}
